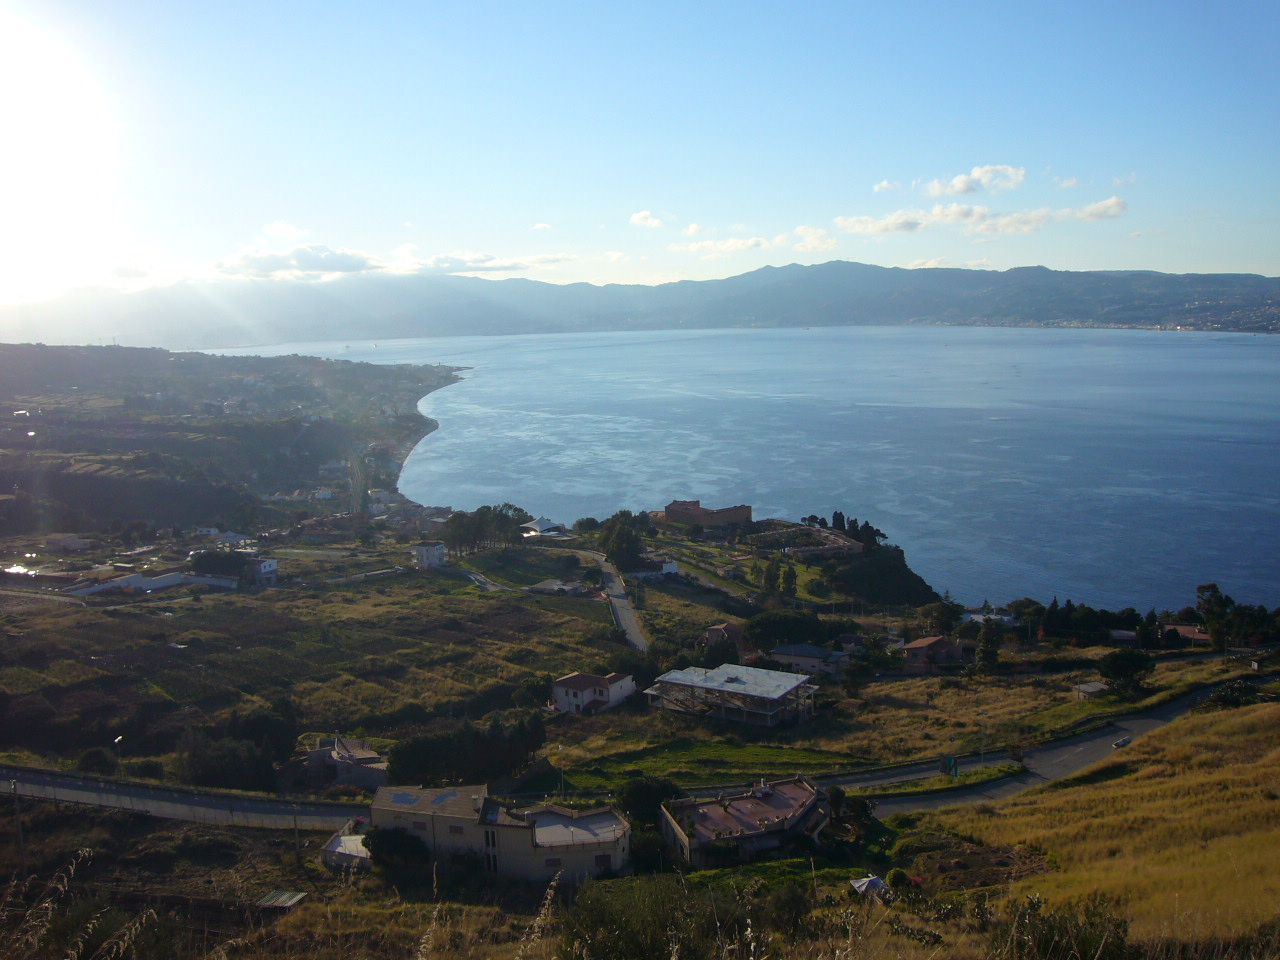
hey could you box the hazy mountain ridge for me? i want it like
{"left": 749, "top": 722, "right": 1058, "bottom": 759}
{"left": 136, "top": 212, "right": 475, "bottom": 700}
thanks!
{"left": 3, "top": 261, "right": 1278, "bottom": 349}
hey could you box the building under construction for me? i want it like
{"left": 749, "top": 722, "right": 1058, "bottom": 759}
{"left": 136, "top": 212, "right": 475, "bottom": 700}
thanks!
{"left": 643, "top": 663, "right": 817, "bottom": 726}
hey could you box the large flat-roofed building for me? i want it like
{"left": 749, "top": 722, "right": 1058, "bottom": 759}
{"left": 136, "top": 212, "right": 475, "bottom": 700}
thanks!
{"left": 370, "top": 784, "right": 630, "bottom": 882}
{"left": 661, "top": 776, "right": 830, "bottom": 868}
{"left": 644, "top": 663, "right": 816, "bottom": 726}
{"left": 664, "top": 500, "right": 753, "bottom": 528}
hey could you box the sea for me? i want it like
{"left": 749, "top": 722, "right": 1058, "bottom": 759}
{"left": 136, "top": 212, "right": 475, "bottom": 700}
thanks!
{"left": 219, "top": 326, "right": 1280, "bottom": 612}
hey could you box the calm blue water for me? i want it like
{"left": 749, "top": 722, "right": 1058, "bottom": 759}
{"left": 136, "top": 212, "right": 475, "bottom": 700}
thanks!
{"left": 222, "top": 327, "right": 1280, "bottom": 611}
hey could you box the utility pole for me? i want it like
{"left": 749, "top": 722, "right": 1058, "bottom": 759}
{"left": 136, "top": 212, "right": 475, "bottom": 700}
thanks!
{"left": 11, "top": 780, "right": 27, "bottom": 877}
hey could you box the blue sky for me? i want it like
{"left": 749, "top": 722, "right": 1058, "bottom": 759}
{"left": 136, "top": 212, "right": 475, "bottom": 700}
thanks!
{"left": 1, "top": 0, "right": 1277, "bottom": 303}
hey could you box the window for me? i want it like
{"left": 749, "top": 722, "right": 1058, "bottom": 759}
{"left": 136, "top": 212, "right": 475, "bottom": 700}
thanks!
{"left": 448, "top": 824, "right": 464, "bottom": 836}
{"left": 485, "top": 852, "right": 498, "bottom": 873}
{"left": 544, "top": 857, "right": 562, "bottom": 868}
{"left": 484, "top": 829, "right": 497, "bottom": 848}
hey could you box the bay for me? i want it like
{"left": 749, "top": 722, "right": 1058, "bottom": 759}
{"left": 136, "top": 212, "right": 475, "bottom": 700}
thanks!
{"left": 221, "top": 326, "right": 1280, "bottom": 611}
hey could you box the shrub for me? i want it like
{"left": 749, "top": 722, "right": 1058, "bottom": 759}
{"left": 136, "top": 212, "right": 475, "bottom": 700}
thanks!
{"left": 988, "top": 894, "right": 1130, "bottom": 960}
{"left": 559, "top": 876, "right": 744, "bottom": 960}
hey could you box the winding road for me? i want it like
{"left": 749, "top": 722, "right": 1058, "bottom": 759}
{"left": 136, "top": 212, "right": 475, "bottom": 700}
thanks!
{"left": 2, "top": 765, "right": 365, "bottom": 831}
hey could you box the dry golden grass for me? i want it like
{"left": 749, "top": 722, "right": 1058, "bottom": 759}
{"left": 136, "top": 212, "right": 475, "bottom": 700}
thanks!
{"left": 932, "top": 702, "right": 1280, "bottom": 940}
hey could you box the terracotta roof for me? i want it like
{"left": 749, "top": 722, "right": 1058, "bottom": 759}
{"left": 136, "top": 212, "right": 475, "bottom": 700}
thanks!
{"left": 905, "top": 635, "right": 953, "bottom": 649}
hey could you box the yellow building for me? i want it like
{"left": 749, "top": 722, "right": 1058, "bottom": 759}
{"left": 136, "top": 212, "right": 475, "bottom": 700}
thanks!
{"left": 370, "top": 784, "right": 630, "bottom": 882}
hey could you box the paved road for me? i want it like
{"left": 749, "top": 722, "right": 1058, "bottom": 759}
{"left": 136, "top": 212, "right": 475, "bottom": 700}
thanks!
{"left": 2, "top": 765, "right": 366, "bottom": 831}
{"left": 595, "top": 555, "right": 649, "bottom": 651}
{"left": 869, "top": 685, "right": 1212, "bottom": 816}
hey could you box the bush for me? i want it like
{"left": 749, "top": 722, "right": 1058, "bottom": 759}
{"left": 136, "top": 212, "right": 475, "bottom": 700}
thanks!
{"left": 988, "top": 894, "right": 1130, "bottom": 960}
{"left": 75, "top": 746, "right": 118, "bottom": 775}
{"left": 559, "top": 876, "right": 744, "bottom": 960}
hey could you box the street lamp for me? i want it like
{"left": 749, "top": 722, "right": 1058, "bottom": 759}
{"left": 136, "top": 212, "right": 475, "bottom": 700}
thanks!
{"left": 978, "top": 711, "right": 987, "bottom": 766}
{"left": 113, "top": 735, "right": 124, "bottom": 771}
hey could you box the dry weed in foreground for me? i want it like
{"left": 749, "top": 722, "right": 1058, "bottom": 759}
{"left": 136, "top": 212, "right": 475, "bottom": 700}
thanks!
{"left": 0, "top": 849, "right": 155, "bottom": 960}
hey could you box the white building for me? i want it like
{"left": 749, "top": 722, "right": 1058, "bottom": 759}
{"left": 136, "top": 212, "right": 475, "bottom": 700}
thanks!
{"left": 370, "top": 784, "right": 630, "bottom": 881}
{"left": 769, "top": 643, "right": 850, "bottom": 677}
{"left": 552, "top": 672, "right": 636, "bottom": 715}
{"left": 520, "top": 516, "right": 568, "bottom": 538}
{"left": 645, "top": 664, "right": 817, "bottom": 726}
{"left": 410, "top": 540, "right": 447, "bottom": 568}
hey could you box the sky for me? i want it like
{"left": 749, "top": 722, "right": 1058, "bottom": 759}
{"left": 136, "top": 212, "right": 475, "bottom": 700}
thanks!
{"left": 1, "top": 0, "right": 1278, "bottom": 305}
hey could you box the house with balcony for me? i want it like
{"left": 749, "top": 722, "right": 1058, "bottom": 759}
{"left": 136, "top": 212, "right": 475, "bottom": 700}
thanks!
{"left": 370, "top": 784, "right": 630, "bottom": 881}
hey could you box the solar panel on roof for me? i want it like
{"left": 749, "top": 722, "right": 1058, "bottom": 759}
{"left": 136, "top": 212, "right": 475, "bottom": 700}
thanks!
{"left": 391, "top": 791, "right": 419, "bottom": 805}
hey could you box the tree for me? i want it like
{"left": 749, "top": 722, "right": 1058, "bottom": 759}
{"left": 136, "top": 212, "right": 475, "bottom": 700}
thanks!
{"left": 831, "top": 510, "right": 846, "bottom": 532}
{"left": 1097, "top": 648, "right": 1155, "bottom": 697}
{"left": 616, "top": 775, "right": 685, "bottom": 826}
{"left": 190, "top": 550, "right": 249, "bottom": 578}
{"left": 762, "top": 558, "right": 781, "bottom": 594}
{"left": 976, "top": 618, "right": 1002, "bottom": 671}
{"left": 780, "top": 564, "right": 797, "bottom": 596}
{"left": 1196, "top": 582, "right": 1235, "bottom": 652}
{"left": 743, "top": 609, "right": 821, "bottom": 652}
{"left": 600, "top": 512, "right": 644, "bottom": 570}
{"left": 686, "top": 523, "right": 703, "bottom": 542}
{"left": 920, "top": 600, "right": 963, "bottom": 634}
{"left": 364, "top": 826, "right": 431, "bottom": 886}
{"left": 843, "top": 659, "right": 877, "bottom": 696}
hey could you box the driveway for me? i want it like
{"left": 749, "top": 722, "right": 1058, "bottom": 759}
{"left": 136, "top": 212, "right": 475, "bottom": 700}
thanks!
{"left": 588, "top": 552, "right": 649, "bottom": 652}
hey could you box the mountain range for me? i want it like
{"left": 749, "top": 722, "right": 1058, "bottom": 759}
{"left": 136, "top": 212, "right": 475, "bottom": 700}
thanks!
{"left": 3, "top": 261, "right": 1277, "bottom": 349}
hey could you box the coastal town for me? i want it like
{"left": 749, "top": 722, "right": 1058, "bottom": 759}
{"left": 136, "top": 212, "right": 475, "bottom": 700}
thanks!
{"left": 1, "top": 344, "right": 1278, "bottom": 960}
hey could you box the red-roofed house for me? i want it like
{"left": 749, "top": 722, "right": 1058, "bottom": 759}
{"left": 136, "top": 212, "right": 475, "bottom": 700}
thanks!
{"left": 660, "top": 776, "right": 830, "bottom": 867}
{"left": 552, "top": 672, "right": 636, "bottom": 715}
{"left": 904, "top": 636, "right": 965, "bottom": 674}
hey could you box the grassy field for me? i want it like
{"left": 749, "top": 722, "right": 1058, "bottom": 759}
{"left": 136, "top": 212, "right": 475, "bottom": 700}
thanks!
{"left": 0, "top": 552, "right": 624, "bottom": 764}
{"left": 929, "top": 701, "right": 1280, "bottom": 939}
{"left": 546, "top": 652, "right": 1256, "bottom": 792}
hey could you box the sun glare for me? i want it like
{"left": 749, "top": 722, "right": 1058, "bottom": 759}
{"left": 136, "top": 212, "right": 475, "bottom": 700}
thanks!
{"left": 0, "top": 9, "right": 127, "bottom": 303}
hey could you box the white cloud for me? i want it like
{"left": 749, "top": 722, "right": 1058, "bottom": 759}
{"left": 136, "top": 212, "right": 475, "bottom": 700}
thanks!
{"left": 1074, "top": 195, "right": 1128, "bottom": 220}
{"left": 630, "top": 210, "right": 663, "bottom": 228}
{"left": 834, "top": 191, "right": 1126, "bottom": 241}
{"left": 603, "top": 251, "right": 627, "bottom": 262}
{"left": 964, "top": 258, "right": 993, "bottom": 269}
{"left": 420, "top": 251, "right": 576, "bottom": 274}
{"left": 925, "top": 164, "right": 1026, "bottom": 196}
{"left": 834, "top": 210, "right": 928, "bottom": 234}
{"left": 1113, "top": 172, "right": 1138, "bottom": 186}
{"left": 928, "top": 203, "right": 989, "bottom": 224}
{"left": 970, "top": 208, "right": 1052, "bottom": 235}
{"left": 218, "top": 244, "right": 380, "bottom": 278}
{"left": 793, "top": 225, "right": 837, "bottom": 252}
{"left": 532, "top": 222, "right": 552, "bottom": 230}
{"left": 669, "top": 236, "right": 770, "bottom": 256}
{"left": 905, "top": 258, "right": 949, "bottom": 269}
{"left": 1054, "top": 176, "right": 1080, "bottom": 188}
{"left": 683, "top": 222, "right": 705, "bottom": 236}
{"left": 873, "top": 179, "right": 900, "bottom": 193}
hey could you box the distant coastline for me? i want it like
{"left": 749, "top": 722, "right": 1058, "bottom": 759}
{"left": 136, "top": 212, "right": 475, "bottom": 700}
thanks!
{"left": 6, "top": 260, "right": 1278, "bottom": 350}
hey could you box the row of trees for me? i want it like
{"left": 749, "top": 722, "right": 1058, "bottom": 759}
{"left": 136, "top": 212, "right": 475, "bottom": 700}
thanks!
{"left": 440, "top": 502, "right": 532, "bottom": 555}
{"left": 387, "top": 713, "right": 546, "bottom": 786}
{"left": 801, "top": 510, "right": 887, "bottom": 547}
